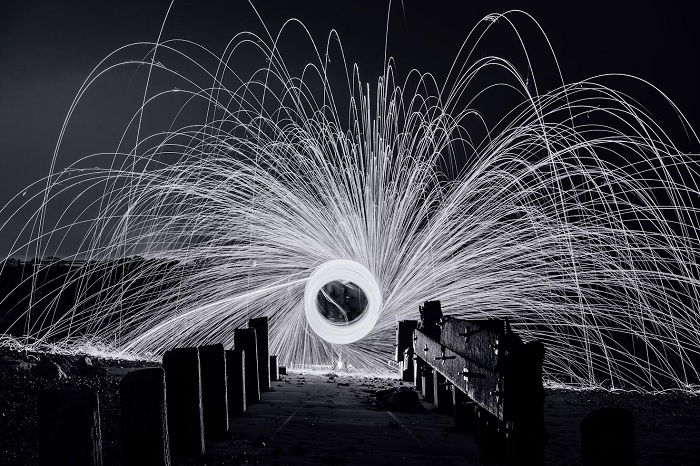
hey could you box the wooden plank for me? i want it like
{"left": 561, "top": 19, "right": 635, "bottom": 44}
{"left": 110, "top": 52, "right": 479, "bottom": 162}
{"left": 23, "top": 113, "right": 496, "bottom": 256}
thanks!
{"left": 439, "top": 319, "right": 504, "bottom": 372}
{"left": 415, "top": 329, "right": 504, "bottom": 420}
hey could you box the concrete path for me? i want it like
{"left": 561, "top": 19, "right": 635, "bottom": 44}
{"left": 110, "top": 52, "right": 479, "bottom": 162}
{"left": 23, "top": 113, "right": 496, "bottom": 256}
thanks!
{"left": 176, "top": 370, "right": 700, "bottom": 465}
{"left": 206, "top": 372, "right": 481, "bottom": 466}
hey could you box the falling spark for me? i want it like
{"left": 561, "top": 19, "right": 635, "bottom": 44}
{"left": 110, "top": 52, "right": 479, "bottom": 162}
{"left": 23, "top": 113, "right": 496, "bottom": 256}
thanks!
{"left": 1, "top": 10, "right": 699, "bottom": 392}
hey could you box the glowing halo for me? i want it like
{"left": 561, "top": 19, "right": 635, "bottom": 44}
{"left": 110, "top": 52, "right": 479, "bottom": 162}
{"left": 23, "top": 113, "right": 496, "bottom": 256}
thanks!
{"left": 304, "top": 260, "right": 382, "bottom": 344}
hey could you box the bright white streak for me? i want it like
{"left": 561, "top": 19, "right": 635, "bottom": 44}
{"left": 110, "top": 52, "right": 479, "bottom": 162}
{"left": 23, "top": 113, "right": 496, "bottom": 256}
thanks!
{"left": 0, "top": 10, "right": 699, "bottom": 392}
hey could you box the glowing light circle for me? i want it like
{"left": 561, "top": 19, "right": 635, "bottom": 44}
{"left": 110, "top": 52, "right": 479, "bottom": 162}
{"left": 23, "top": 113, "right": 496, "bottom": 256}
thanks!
{"left": 304, "top": 260, "right": 382, "bottom": 344}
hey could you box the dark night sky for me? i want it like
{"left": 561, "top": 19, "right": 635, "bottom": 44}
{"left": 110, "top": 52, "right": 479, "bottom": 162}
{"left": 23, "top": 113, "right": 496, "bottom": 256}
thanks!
{"left": 1, "top": 0, "right": 699, "bottom": 252}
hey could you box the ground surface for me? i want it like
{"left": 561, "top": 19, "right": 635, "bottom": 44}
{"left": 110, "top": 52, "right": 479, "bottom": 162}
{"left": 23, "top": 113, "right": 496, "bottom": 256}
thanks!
{"left": 1, "top": 348, "right": 699, "bottom": 465}
{"left": 213, "top": 372, "right": 477, "bottom": 466}
{"left": 0, "top": 348, "right": 157, "bottom": 466}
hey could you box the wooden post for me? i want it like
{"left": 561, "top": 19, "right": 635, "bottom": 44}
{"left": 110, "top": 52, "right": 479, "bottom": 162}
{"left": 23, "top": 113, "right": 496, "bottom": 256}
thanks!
{"left": 198, "top": 344, "right": 228, "bottom": 441}
{"left": 120, "top": 368, "right": 170, "bottom": 466}
{"left": 38, "top": 389, "right": 103, "bottom": 466}
{"left": 163, "top": 347, "right": 205, "bottom": 458}
{"left": 402, "top": 347, "right": 414, "bottom": 382}
{"left": 475, "top": 407, "right": 506, "bottom": 463}
{"left": 248, "top": 317, "right": 270, "bottom": 392}
{"left": 225, "top": 349, "right": 246, "bottom": 419}
{"left": 396, "top": 320, "right": 418, "bottom": 366}
{"left": 581, "top": 407, "right": 634, "bottom": 466}
{"left": 421, "top": 365, "right": 434, "bottom": 403}
{"left": 269, "top": 355, "right": 279, "bottom": 381}
{"left": 432, "top": 371, "right": 453, "bottom": 412}
{"left": 452, "top": 388, "right": 475, "bottom": 432}
{"left": 234, "top": 328, "right": 260, "bottom": 403}
{"left": 419, "top": 301, "right": 442, "bottom": 340}
{"left": 413, "top": 357, "right": 423, "bottom": 392}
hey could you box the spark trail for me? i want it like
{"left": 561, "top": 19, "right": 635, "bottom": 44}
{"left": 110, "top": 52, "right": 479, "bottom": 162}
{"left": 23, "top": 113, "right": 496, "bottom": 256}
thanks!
{"left": 1, "top": 10, "right": 699, "bottom": 391}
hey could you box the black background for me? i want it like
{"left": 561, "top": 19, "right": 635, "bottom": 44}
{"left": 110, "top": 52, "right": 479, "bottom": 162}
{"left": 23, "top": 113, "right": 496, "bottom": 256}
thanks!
{"left": 1, "top": 0, "right": 699, "bottom": 250}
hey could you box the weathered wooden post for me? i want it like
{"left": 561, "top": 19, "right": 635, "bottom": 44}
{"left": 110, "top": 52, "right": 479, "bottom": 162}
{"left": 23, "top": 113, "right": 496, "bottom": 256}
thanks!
{"left": 396, "top": 319, "right": 418, "bottom": 377}
{"left": 452, "top": 388, "right": 475, "bottom": 432}
{"left": 421, "top": 365, "right": 434, "bottom": 403}
{"left": 581, "top": 407, "right": 634, "bottom": 466}
{"left": 475, "top": 408, "right": 506, "bottom": 463}
{"left": 163, "top": 347, "right": 205, "bottom": 458}
{"left": 432, "top": 371, "right": 453, "bottom": 412}
{"left": 503, "top": 336, "right": 546, "bottom": 465}
{"left": 402, "top": 347, "right": 414, "bottom": 382}
{"left": 38, "top": 388, "right": 103, "bottom": 466}
{"left": 419, "top": 301, "right": 442, "bottom": 339}
{"left": 413, "top": 355, "right": 423, "bottom": 392}
{"left": 198, "top": 344, "right": 228, "bottom": 441}
{"left": 120, "top": 368, "right": 170, "bottom": 466}
{"left": 225, "top": 349, "right": 246, "bottom": 419}
{"left": 248, "top": 316, "right": 270, "bottom": 392}
{"left": 234, "top": 328, "right": 260, "bottom": 403}
{"left": 269, "top": 355, "right": 279, "bottom": 381}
